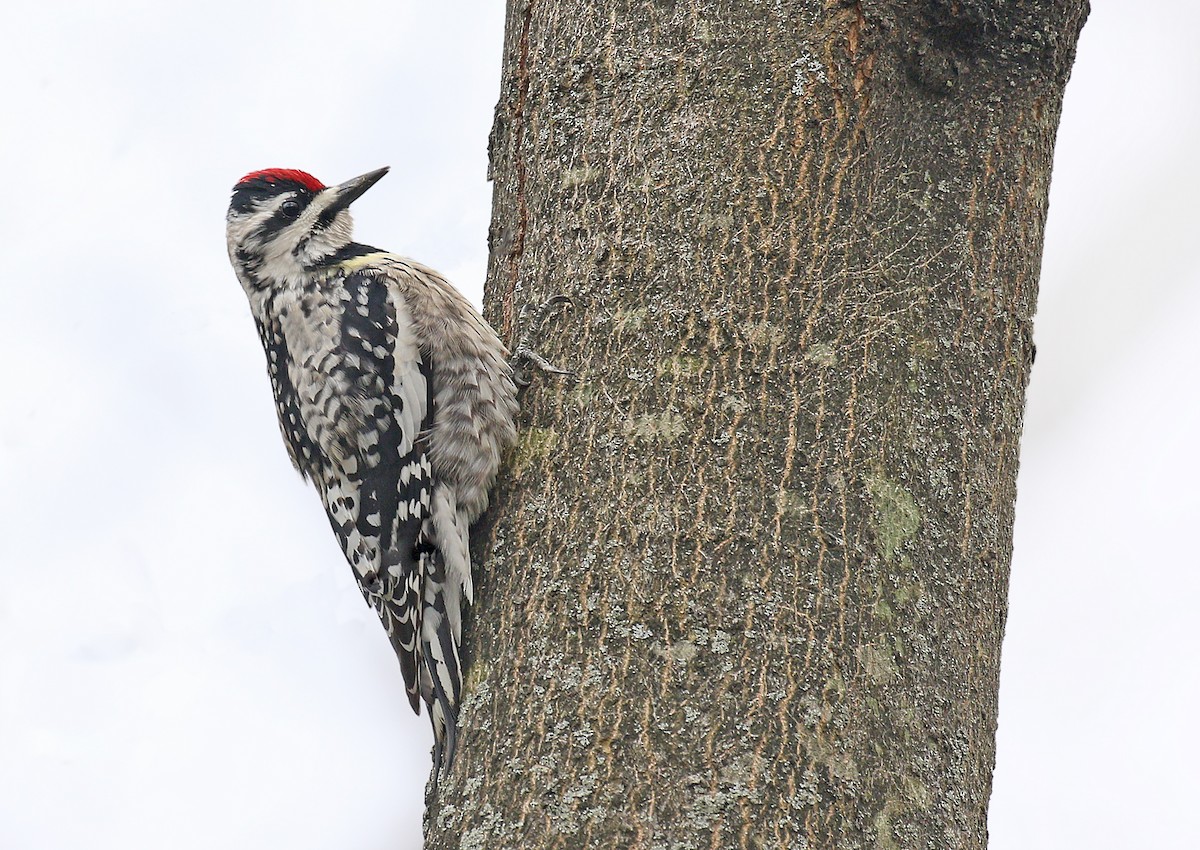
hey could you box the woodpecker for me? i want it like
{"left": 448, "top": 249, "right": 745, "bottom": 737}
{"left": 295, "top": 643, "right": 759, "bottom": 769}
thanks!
{"left": 225, "top": 166, "right": 521, "bottom": 786}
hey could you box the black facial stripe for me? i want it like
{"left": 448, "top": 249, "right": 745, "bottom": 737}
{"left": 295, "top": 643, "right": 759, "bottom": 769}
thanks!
{"left": 257, "top": 193, "right": 316, "bottom": 239}
{"left": 315, "top": 203, "right": 343, "bottom": 231}
{"left": 229, "top": 178, "right": 316, "bottom": 216}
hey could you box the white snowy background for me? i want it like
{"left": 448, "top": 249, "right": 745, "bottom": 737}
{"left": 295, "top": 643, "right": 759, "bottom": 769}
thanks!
{"left": 0, "top": 2, "right": 1195, "bottom": 848}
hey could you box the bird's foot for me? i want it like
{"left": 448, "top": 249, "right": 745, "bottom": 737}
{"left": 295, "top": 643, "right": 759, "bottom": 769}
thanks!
{"left": 510, "top": 295, "right": 574, "bottom": 388}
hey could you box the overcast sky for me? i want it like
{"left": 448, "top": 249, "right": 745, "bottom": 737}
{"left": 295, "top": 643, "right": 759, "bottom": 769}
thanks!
{"left": 1, "top": 3, "right": 1196, "bottom": 849}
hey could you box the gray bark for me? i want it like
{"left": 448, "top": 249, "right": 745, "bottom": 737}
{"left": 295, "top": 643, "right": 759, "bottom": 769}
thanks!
{"left": 427, "top": 1, "right": 1088, "bottom": 847}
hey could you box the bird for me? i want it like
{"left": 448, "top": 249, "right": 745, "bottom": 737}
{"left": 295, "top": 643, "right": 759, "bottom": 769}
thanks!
{"left": 225, "top": 166, "right": 522, "bottom": 787}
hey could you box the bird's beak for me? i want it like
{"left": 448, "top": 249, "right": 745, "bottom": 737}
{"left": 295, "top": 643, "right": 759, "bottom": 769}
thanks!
{"left": 326, "top": 167, "right": 390, "bottom": 213}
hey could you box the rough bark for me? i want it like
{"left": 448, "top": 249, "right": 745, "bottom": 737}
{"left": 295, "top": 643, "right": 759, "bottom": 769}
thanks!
{"left": 427, "top": 1, "right": 1087, "bottom": 848}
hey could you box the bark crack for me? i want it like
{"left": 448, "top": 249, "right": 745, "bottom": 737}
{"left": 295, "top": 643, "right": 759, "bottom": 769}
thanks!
{"left": 502, "top": 0, "right": 535, "bottom": 342}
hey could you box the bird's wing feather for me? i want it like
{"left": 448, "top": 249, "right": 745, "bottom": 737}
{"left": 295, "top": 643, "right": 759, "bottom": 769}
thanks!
{"left": 306, "top": 269, "right": 434, "bottom": 712}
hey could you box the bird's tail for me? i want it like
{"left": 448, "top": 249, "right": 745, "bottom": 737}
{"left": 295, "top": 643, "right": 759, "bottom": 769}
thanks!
{"left": 376, "top": 547, "right": 424, "bottom": 715}
{"left": 419, "top": 546, "right": 464, "bottom": 792}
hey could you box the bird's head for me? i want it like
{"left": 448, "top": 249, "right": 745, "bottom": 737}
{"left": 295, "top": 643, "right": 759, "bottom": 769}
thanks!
{"left": 226, "top": 166, "right": 389, "bottom": 291}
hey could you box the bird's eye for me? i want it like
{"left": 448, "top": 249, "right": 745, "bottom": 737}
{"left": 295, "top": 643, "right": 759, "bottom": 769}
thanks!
{"left": 280, "top": 199, "right": 303, "bottom": 220}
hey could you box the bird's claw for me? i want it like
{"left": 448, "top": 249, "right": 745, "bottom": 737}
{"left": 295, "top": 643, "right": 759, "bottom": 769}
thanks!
{"left": 510, "top": 295, "right": 574, "bottom": 388}
{"left": 511, "top": 347, "right": 573, "bottom": 388}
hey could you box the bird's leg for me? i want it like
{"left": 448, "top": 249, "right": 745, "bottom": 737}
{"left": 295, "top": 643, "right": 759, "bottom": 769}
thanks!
{"left": 510, "top": 294, "right": 574, "bottom": 388}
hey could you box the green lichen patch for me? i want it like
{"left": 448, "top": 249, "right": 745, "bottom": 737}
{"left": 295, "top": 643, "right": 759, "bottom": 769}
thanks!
{"left": 902, "top": 774, "right": 932, "bottom": 809}
{"left": 743, "top": 320, "right": 787, "bottom": 350}
{"left": 872, "top": 587, "right": 895, "bottom": 623}
{"left": 657, "top": 354, "right": 707, "bottom": 378}
{"left": 510, "top": 427, "right": 558, "bottom": 477}
{"left": 894, "top": 573, "right": 922, "bottom": 607}
{"left": 804, "top": 341, "right": 837, "bottom": 366}
{"left": 776, "top": 488, "right": 810, "bottom": 518}
{"left": 566, "top": 381, "right": 598, "bottom": 410}
{"left": 720, "top": 393, "right": 749, "bottom": 416}
{"left": 857, "top": 643, "right": 898, "bottom": 682}
{"left": 653, "top": 640, "right": 699, "bottom": 665}
{"left": 624, "top": 412, "right": 687, "bottom": 443}
{"left": 462, "top": 658, "right": 491, "bottom": 695}
{"left": 697, "top": 211, "right": 734, "bottom": 236}
{"left": 865, "top": 470, "right": 921, "bottom": 561}
{"left": 908, "top": 336, "right": 937, "bottom": 360}
{"left": 873, "top": 800, "right": 901, "bottom": 850}
{"left": 611, "top": 306, "right": 648, "bottom": 336}
{"left": 560, "top": 165, "right": 601, "bottom": 189}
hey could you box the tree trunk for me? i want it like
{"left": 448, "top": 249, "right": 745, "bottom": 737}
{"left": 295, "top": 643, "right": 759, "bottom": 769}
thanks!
{"left": 427, "top": 2, "right": 1087, "bottom": 847}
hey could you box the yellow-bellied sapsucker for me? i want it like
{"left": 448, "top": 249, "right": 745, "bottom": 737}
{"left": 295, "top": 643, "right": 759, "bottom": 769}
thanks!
{"left": 225, "top": 167, "right": 519, "bottom": 786}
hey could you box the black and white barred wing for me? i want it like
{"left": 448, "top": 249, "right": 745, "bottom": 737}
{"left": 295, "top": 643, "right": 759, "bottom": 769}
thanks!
{"left": 306, "top": 268, "right": 435, "bottom": 713}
